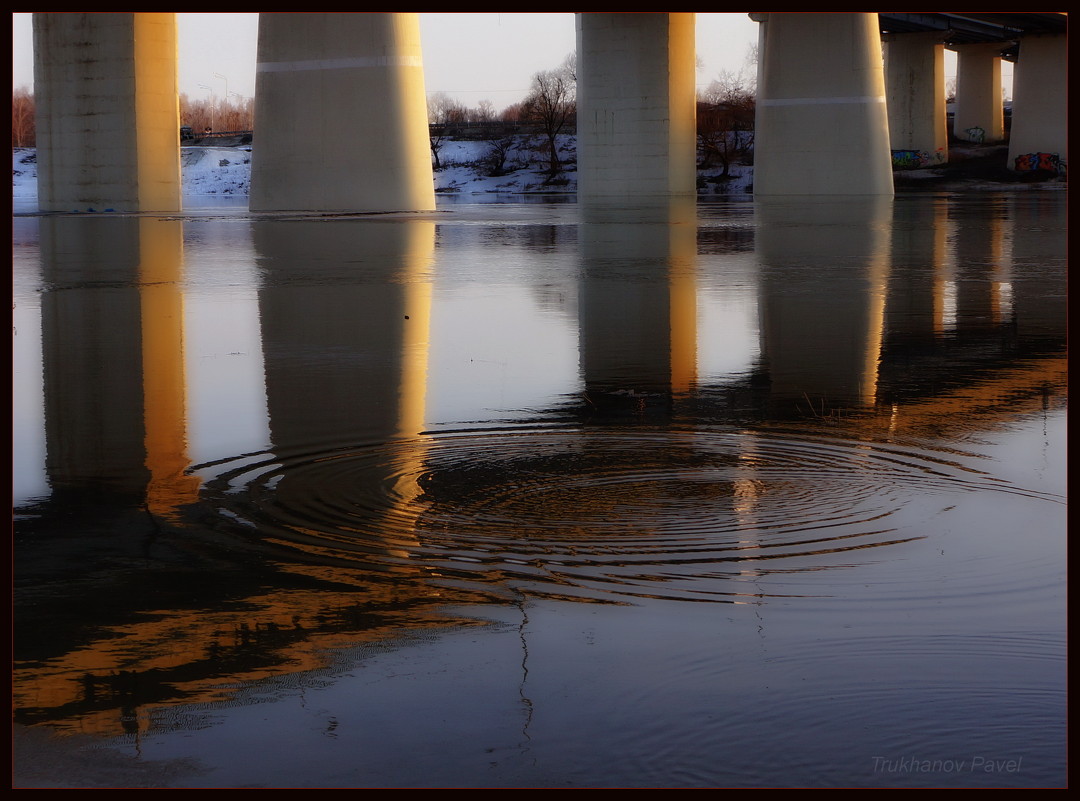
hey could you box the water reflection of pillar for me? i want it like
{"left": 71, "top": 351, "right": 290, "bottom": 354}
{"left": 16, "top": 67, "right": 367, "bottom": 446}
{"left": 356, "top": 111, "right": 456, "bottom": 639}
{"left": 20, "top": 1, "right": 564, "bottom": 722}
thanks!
{"left": 138, "top": 219, "right": 202, "bottom": 519}
{"left": 390, "top": 232, "right": 434, "bottom": 509}
{"left": 756, "top": 197, "right": 893, "bottom": 415}
{"left": 39, "top": 217, "right": 199, "bottom": 515}
{"left": 41, "top": 217, "right": 149, "bottom": 500}
{"left": 668, "top": 202, "right": 698, "bottom": 397}
{"left": 886, "top": 197, "right": 950, "bottom": 342}
{"left": 578, "top": 198, "right": 698, "bottom": 411}
{"left": 948, "top": 201, "right": 1008, "bottom": 332}
{"left": 254, "top": 220, "right": 436, "bottom": 555}
{"left": 1005, "top": 194, "right": 1068, "bottom": 346}
{"left": 732, "top": 431, "right": 766, "bottom": 596}
{"left": 990, "top": 215, "right": 1014, "bottom": 327}
{"left": 255, "top": 221, "right": 435, "bottom": 449}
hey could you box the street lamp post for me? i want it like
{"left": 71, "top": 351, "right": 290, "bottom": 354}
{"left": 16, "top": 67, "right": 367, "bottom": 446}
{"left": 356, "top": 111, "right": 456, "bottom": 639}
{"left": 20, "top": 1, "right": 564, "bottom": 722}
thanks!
{"left": 214, "top": 73, "right": 228, "bottom": 129}
{"left": 198, "top": 83, "right": 215, "bottom": 133}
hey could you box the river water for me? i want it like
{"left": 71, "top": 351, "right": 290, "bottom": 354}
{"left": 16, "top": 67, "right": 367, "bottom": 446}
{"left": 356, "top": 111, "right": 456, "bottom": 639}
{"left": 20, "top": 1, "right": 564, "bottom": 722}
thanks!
{"left": 12, "top": 191, "right": 1066, "bottom": 788}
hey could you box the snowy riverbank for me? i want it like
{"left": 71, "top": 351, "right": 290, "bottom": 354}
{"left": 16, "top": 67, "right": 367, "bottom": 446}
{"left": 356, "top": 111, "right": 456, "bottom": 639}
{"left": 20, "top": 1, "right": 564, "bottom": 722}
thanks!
{"left": 12, "top": 136, "right": 756, "bottom": 201}
{"left": 19, "top": 140, "right": 1053, "bottom": 203}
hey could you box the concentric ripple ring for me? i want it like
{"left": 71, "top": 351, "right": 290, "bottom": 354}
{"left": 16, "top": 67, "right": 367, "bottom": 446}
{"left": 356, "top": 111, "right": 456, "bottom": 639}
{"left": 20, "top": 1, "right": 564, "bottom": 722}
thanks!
{"left": 193, "top": 425, "right": 1063, "bottom": 603}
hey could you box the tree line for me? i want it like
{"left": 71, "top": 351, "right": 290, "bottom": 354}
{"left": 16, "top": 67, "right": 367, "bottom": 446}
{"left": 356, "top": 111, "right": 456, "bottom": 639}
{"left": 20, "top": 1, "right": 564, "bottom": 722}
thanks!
{"left": 12, "top": 87, "right": 34, "bottom": 147}
{"left": 14, "top": 53, "right": 757, "bottom": 181}
{"left": 179, "top": 93, "right": 255, "bottom": 135}
{"left": 11, "top": 89, "right": 254, "bottom": 147}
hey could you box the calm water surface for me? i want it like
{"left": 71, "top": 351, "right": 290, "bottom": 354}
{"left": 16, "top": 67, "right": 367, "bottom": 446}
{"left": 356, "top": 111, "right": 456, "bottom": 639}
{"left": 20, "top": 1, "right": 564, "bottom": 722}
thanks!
{"left": 12, "top": 192, "right": 1066, "bottom": 788}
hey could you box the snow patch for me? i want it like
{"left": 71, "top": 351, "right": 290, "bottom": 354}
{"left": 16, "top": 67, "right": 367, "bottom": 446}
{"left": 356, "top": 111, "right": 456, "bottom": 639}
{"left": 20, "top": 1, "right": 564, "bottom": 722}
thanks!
{"left": 14, "top": 136, "right": 757, "bottom": 200}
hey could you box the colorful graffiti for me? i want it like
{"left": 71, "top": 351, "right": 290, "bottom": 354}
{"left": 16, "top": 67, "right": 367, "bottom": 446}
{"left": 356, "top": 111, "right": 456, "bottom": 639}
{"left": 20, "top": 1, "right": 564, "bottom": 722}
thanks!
{"left": 1014, "top": 152, "right": 1066, "bottom": 176}
{"left": 891, "top": 148, "right": 945, "bottom": 170}
{"left": 892, "top": 150, "right": 928, "bottom": 169}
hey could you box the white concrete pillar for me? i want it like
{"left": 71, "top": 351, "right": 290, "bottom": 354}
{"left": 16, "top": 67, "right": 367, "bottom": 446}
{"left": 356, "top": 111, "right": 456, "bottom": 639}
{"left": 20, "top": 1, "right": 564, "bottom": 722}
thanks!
{"left": 952, "top": 43, "right": 1005, "bottom": 144}
{"left": 33, "top": 13, "right": 181, "bottom": 213}
{"left": 250, "top": 13, "right": 435, "bottom": 213}
{"left": 885, "top": 31, "right": 948, "bottom": 168}
{"left": 576, "top": 13, "right": 697, "bottom": 200}
{"left": 752, "top": 12, "right": 893, "bottom": 195}
{"left": 1007, "top": 34, "right": 1067, "bottom": 173}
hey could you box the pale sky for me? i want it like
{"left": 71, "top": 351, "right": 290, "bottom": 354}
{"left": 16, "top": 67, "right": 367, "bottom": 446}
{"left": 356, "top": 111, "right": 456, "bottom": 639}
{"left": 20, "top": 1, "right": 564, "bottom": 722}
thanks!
{"left": 12, "top": 13, "right": 762, "bottom": 110}
{"left": 12, "top": 13, "right": 1005, "bottom": 108}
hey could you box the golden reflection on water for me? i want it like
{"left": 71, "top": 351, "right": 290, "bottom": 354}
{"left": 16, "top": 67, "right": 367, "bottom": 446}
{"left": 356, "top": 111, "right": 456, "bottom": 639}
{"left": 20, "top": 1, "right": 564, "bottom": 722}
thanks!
{"left": 139, "top": 218, "right": 201, "bottom": 520}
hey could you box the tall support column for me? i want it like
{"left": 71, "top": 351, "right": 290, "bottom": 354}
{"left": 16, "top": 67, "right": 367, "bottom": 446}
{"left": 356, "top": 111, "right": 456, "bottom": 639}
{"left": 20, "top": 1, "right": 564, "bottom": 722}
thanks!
{"left": 250, "top": 13, "right": 435, "bottom": 213}
{"left": 885, "top": 31, "right": 948, "bottom": 167}
{"left": 952, "top": 42, "right": 1005, "bottom": 144}
{"left": 1007, "top": 34, "right": 1067, "bottom": 172}
{"left": 752, "top": 12, "right": 893, "bottom": 195}
{"left": 576, "top": 13, "right": 697, "bottom": 200}
{"left": 33, "top": 13, "right": 181, "bottom": 213}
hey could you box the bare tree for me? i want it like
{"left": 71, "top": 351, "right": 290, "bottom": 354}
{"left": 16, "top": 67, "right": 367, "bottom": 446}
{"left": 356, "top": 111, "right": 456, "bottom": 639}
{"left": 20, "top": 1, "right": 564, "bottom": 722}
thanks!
{"left": 427, "top": 91, "right": 467, "bottom": 170}
{"left": 473, "top": 99, "right": 497, "bottom": 124}
{"left": 482, "top": 123, "right": 520, "bottom": 177}
{"left": 697, "top": 68, "right": 756, "bottom": 178}
{"left": 12, "top": 87, "right": 35, "bottom": 148}
{"left": 522, "top": 54, "right": 576, "bottom": 178}
{"left": 462, "top": 98, "right": 518, "bottom": 176}
{"left": 561, "top": 51, "right": 577, "bottom": 83}
{"left": 945, "top": 77, "right": 957, "bottom": 105}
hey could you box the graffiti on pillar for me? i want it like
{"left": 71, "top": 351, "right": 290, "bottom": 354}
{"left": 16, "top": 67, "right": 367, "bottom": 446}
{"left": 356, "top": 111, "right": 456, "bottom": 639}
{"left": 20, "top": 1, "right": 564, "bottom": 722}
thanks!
{"left": 963, "top": 126, "right": 986, "bottom": 144}
{"left": 891, "top": 149, "right": 945, "bottom": 170}
{"left": 892, "top": 150, "right": 930, "bottom": 169}
{"left": 1014, "top": 152, "right": 1066, "bottom": 176}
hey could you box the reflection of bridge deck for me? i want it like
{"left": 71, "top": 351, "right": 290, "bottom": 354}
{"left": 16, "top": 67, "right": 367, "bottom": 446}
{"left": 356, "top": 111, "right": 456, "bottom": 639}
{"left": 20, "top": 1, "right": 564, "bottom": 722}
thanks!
{"left": 873, "top": 353, "right": 1066, "bottom": 437}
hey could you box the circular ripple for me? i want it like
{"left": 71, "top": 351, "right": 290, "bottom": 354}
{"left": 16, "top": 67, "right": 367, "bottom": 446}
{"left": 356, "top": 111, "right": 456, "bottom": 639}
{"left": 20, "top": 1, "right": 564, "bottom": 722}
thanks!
{"left": 195, "top": 426, "right": 1062, "bottom": 603}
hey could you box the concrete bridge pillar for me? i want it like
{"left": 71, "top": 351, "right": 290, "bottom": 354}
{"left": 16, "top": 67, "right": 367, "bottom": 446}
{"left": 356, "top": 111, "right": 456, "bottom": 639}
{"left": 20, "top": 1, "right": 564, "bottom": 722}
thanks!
{"left": 885, "top": 31, "right": 949, "bottom": 168}
{"left": 1007, "top": 34, "right": 1067, "bottom": 173}
{"left": 250, "top": 13, "right": 434, "bottom": 213}
{"left": 751, "top": 12, "right": 893, "bottom": 195}
{"left": 576, "top": 13, "right": 697, "bottom": 200}
{"left": 952, "top": 42, "right": 1005, "bottom": 144}
{"left": 32, "top": 13, "right": 181, "bottom": 213}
